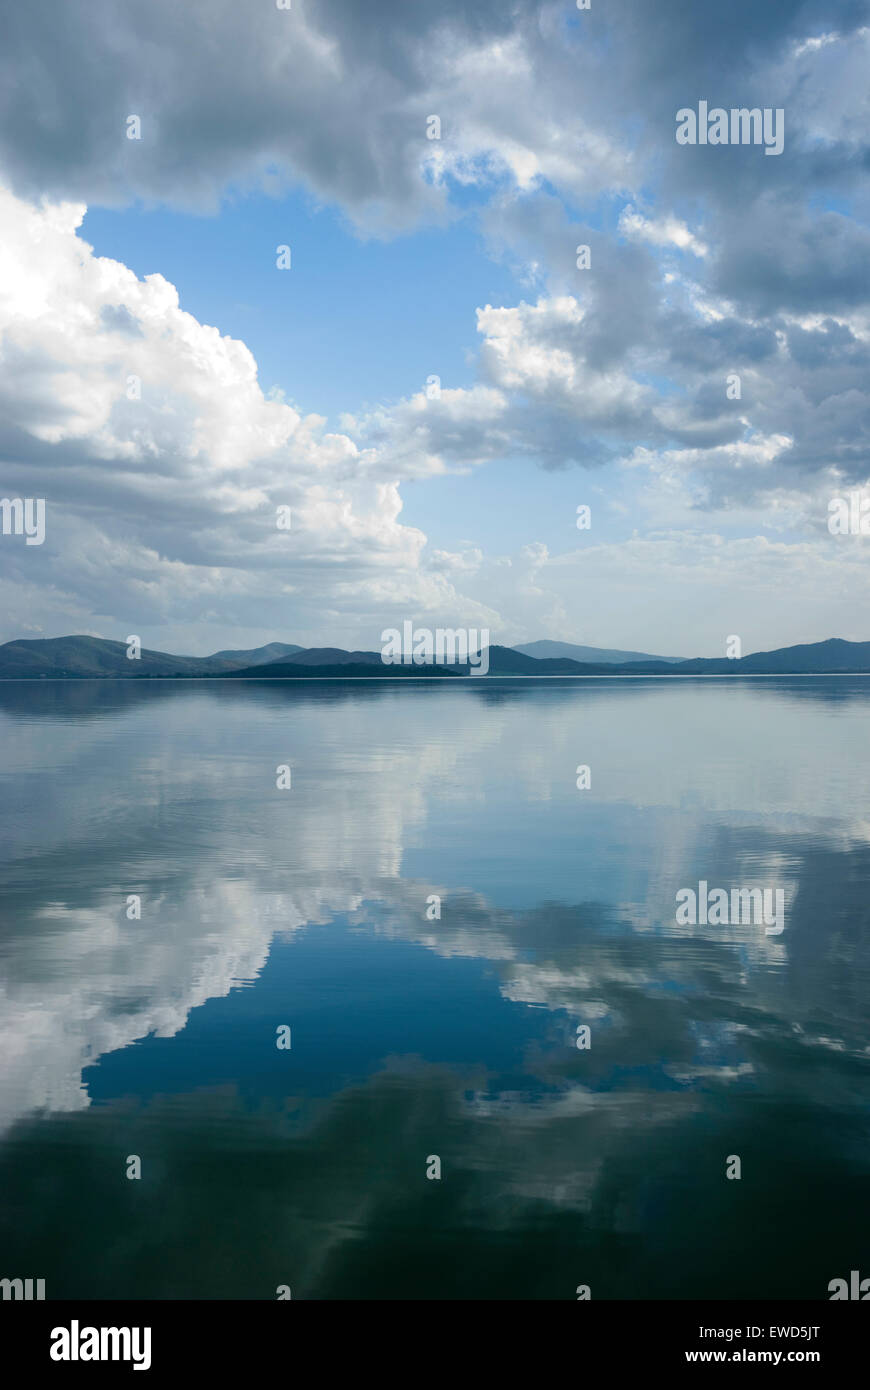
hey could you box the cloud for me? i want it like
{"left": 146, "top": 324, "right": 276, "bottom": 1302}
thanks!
{"left": 0, "top": 0, "right": 625, "bottom": 230}
{"left": 619, "top": 207, "right": 709, "bottom": 259}
{"left": 1, "top": 0, "right": 861, "bottom": 237}
{"left": 483, "top": 529, "right": 870, "bottom": 654}
{"left": 4, "top": 175, "right": 870, "bottom": 652}
{"left": 0, "top": 185, "right": 500, "bottom": 646}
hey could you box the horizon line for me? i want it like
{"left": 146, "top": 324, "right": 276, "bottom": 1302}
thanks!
{"left": 3, "top": 672, "right": 870, "bottom": 683}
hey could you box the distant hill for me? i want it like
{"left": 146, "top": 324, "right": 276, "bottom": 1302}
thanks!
{"left": 227, "top": 646, "right": 616, "bottom": 678}
{"left": 4, "top": 635, "right": 870, "bottom": 678}
{"left": 615, "top": 638, "right": 870, "bottom": 676}
{"left": 209, "top": 642, "right": 303, "bottom": 666}
{"left": 491, "top": 639, "right": 870, "bottom": 677}
{"left": 0, "top": 636, "right": 302, "bottom": 678}
{"left": 485, "top": 646, "right": 612, "bottom": 674}
{"left": 0, "top": 636, "right": 229, "bottom": 678}
{"left": 514, "top": 640, "right": 684, "bottom": 664}
{"left": 280, "top": 647, "right": 382, "bottom": 666}
{"left": 223, "top": 640, "right": 870, "bottom": 678}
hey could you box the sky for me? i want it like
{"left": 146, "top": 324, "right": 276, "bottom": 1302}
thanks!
{"left": 0, "top": 0, "right": 869, "bottom": 657}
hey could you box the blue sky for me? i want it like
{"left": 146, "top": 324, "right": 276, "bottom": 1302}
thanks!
{"left": 83, "top": 192, "right": 506, "bottom": 422}
{"left": 80, "top": 190, "right": 588, "bottom": 556}
{"left": 80, "top": 189, "right": 629, "bottom": 561}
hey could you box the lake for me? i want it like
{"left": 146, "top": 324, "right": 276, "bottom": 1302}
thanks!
{"left": 0, "top": 677, "right": 868, "bottom": 1299}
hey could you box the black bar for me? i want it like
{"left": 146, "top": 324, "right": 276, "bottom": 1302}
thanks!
{"left": 2, "top": 1300, "right": 865, "bottom": 1374}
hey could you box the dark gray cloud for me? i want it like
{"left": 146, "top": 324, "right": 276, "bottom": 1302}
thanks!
{"left": 712, "top": 200, "right": 870, "bottom": 315}
{"left": 0, "top": 1, "right": 863, "bottom": 226}
{"left": 0, "top": 0, "right": 521, "bottom": 221}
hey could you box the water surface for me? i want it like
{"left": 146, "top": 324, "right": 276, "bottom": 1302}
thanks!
{"left": 0, "top": 678, "right": 868, "bottom": 1298}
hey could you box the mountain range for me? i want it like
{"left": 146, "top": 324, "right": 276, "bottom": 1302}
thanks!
{"left": 0, "top": 637, "right": 303, "bottom": 679}
{"left": 2, "top": 635, "right": 870, "bottom": 678}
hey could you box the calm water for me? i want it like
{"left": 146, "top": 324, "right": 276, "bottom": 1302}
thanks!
{"left": 0, "top": 677, "right": 868, "bottom": 1299}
